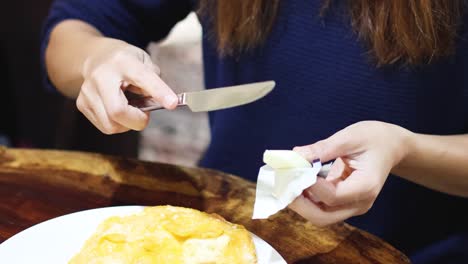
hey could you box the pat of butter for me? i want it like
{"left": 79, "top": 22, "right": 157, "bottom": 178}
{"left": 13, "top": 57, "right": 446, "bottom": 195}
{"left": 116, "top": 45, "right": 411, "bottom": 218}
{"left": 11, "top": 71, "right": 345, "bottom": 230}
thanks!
{"left": 263, "top": 150, "right": 313, "bottom": 199}
{"left": 252, "top": 150, "right": 321, "bottom": 219}
{"left": 263, "top": 150, "right": 312, "bottom": 169}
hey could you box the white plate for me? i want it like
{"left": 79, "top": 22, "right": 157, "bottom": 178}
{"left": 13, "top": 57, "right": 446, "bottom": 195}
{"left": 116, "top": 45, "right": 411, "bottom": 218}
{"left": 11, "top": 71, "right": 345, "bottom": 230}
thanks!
{"left": 0, "top": 206, "right": 286, "bottom": 264}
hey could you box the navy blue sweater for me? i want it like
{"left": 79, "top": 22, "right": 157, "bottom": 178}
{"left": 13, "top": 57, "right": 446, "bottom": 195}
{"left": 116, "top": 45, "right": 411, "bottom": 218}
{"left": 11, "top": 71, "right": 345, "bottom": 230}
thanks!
{"left": 42, "top": 1, "right": 468, "bottom": 262}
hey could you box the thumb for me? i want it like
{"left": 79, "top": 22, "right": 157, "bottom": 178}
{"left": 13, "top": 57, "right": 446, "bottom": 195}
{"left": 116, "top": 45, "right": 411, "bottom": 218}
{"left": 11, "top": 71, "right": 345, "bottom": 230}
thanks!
{"left": 294, "top": 129, "right": 358, "bottom": 162}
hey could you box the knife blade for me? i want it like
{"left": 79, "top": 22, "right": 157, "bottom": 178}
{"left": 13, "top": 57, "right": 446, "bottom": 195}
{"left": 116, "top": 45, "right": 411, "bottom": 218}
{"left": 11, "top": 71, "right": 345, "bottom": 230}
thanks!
{"left": 127, "top": 81, "right": 275, "bottom": 112}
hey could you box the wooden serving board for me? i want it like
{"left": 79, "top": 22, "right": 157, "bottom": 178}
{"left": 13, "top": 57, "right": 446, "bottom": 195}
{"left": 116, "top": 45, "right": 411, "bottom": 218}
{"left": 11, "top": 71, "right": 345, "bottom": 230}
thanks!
{"left": 0, "top": 147, "right": 409, "bottom": 263}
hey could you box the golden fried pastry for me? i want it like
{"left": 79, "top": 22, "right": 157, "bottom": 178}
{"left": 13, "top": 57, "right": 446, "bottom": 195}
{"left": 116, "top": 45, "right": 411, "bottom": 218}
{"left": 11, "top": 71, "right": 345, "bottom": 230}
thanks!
{"left": 69, "top": 206, "right": 257, "bottom": 264}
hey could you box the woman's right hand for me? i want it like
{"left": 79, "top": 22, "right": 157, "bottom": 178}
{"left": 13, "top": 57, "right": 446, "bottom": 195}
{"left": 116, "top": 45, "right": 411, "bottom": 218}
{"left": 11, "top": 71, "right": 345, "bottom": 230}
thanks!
{"left": 76, "top": 38, "right": 178, "bottom": 134}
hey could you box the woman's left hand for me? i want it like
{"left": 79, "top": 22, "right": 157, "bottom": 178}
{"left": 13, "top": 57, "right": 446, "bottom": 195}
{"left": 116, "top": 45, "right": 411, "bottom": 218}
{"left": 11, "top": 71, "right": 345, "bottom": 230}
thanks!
{"left": 289, "top": 121, "right": 412, "bottom": 227}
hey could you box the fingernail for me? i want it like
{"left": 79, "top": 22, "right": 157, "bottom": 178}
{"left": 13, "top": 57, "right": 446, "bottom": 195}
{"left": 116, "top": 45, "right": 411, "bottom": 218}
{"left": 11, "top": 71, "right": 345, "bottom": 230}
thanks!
{"left": 163, "top": 95, "right": 177, "bottom": 107}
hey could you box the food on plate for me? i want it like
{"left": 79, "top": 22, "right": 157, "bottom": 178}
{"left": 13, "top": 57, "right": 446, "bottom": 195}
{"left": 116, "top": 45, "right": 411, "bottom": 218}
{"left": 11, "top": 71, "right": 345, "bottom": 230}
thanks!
{"left": 263, "top": 150, "right": 311, "bottom": 169}
{"left": 69, "top": 206, "right": 257, "bottom": 264}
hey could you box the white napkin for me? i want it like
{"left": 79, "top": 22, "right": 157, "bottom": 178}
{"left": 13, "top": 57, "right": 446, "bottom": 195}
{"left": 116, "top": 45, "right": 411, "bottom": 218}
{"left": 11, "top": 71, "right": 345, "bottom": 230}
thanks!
{"left": 252, "top": 160, "right": 322, "bottom": 219}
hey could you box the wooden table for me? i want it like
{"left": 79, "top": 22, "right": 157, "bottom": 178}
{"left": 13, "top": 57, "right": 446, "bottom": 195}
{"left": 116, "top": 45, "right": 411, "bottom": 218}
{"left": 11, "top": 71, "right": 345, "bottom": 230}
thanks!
{"left": 0, "top": 148, "right": 409, "bottom": 263}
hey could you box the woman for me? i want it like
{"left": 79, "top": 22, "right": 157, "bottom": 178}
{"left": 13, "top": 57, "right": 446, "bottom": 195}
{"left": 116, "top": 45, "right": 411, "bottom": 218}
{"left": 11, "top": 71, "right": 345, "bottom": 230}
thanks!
{"left": 42, "top": 1, "right": 468, "bottom": 262}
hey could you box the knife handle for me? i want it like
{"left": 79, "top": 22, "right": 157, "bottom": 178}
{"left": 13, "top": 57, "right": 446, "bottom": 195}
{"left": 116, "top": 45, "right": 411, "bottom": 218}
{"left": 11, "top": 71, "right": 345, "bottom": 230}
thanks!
{"left": 126, "top": 93, "right": 186, "bottom": 112}
{"left": 313, "top": 159, "right": 333, "bottom": 179}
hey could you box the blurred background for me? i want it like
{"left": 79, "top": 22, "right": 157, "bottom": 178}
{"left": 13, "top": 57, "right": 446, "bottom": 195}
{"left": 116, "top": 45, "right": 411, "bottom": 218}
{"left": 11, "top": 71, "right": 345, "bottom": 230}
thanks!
{"left": 1, "top": 1, "right": 209, "bottom": 166}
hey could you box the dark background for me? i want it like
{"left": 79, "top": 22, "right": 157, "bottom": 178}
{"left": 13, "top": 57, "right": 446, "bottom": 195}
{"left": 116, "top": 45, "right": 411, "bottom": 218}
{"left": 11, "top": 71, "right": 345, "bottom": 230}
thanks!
{"left": 1, "top": 0, "right": 139, "bottom": 158}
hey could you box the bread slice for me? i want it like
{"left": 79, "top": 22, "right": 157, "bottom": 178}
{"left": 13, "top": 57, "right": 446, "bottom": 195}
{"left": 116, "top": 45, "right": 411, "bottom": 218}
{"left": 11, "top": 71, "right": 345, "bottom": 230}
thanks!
{"left": 69, "top": 206, "right": 257, "bottom": 264}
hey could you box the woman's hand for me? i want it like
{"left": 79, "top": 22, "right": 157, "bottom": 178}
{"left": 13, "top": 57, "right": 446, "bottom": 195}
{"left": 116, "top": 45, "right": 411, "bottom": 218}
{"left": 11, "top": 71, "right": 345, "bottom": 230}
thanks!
{"left": 76, "top": 38, "right": 178, "bottom": 134}
{"left": 289, "top": 121, "right": 413, "bottom": 227}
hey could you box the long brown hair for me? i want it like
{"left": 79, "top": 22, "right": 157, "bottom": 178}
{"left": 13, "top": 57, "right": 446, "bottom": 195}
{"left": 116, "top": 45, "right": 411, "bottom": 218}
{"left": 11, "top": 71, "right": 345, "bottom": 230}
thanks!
{"left": 199, "top": 0, "right": 464, "bottom": 65}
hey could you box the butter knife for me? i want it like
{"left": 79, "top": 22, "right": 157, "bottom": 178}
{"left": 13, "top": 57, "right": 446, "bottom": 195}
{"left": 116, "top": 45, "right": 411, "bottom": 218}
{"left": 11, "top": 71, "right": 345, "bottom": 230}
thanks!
{"left": 127, "top": 81, "right": 275, "bottom": 112}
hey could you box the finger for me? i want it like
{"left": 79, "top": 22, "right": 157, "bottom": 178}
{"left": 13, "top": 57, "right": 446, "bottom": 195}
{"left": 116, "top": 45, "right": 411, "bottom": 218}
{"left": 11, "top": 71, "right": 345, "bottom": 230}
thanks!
{"left": 141, "top": 52, "right": 161, "bottom": 75}
{"left": 304, "top": 178, "right": 347, "bottom": 206}
{"left": 325, "top": 158, "right": 351, "bottom": 182}
{"left": 289, "top": 159, "right": 350, "bottom": 206}
{"left": 90, "top": 96, "right": 129, "bottom": 134}
{"left": 78, "top": 81, "right": 129, "bottom": 134}
{"left": 93, "top": 73, "right": 150, "bottom": 131}
{"left": 294, "top": 128, "right": 362, "bottom": 162}
{"left": 304, "top": 190, "right": 372, "bottom": 214}
{"left": 309, "top": 169, "right": 379, "bottom": 206}
{"left": 289, "top": 194, "right": 362, "bottom": 227}
{"left": 81, "top": 106, "right": 113, "bottom": 135}
{"left": 120, "top": 58, "right": 177, "bottom": 109}
{"left": 77, "top": 92, "right": 101, "bottom": 129}
{"left": 334, "top": 169, "right": 380, "bottom": 204}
